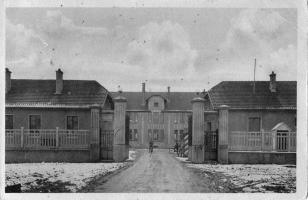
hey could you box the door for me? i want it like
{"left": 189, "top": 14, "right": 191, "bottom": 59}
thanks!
{"left": 100, "top": 114, "right": 114, "bottom": 160}
{"left": 204, "top": 129, "right": 218, "bottom": 160}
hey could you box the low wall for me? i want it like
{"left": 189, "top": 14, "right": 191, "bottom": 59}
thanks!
{"left": 6, "top": 150, "right": 91, "bottom": 163}
{"left": 228, "top": 151, "right": 296, "bottom": 164}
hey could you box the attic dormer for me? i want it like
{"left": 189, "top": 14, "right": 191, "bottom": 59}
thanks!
{"left": 146, "top": 95, "right": 168, "bottom": 111}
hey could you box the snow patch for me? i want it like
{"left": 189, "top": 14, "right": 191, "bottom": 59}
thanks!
{"left": 6, "top": 162, "right": 128, "bottom": 192}
{"left": 185, "top": 163, "right": 295, "bottom": 192}
{"left": 175, "top": 156, "right": 190, "bottom": 163}
{"left": 127, "top": 150, "right": 137, "bottom": 161}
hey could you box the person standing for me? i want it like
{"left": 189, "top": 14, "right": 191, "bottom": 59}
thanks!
{"left": 149, "top": 140, "right": 154, "bottom": 154}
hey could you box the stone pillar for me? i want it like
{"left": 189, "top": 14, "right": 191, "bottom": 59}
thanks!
{"left": 218, "top": 105, "right": 230, "bottom": 164}
{"left": 191, "top": 97, "right": 205, "bottom": 163}
{"left": 113, "top": 96, "right": 128, "bottom": 162}
{"left": 90, "top": 104, "right": 100, "bottom": 162}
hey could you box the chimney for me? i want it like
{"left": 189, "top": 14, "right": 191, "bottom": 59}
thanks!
{"left": 142, "top": 82, "right": 145, "bottom": 93}
{"left": 142, "top": 82, "right": 146, "bottom": 105}
{"left": 55, "top": 68, "right": 63, "bottom": 94}
{"left": 269, "top": 71, "right": 276, "bottom": 93}
{"left": 6, "top": 68, "right": 11, "bottom": 94}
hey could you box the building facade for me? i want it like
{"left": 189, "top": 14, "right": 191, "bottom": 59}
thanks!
{"left": 200, "top": 71, "right": 297, "bottom": 164}
{"left": 5, "top": 68, "right": 129, "bottom": 163}
{"left": 112, "top": 84, "right": 198, "bottom": 148}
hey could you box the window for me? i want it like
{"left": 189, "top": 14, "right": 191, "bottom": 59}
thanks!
{"left": 29, "top": 115, "right": 41, "bottom": 129}
{"left": 150, "top": 129, "right": 164, "bottom": 141}
{"left": 153, "top": 129, "right": 159, "bottom": 140}
{"left": 248, "top": 117, "right": 261, "bottom": 132}
{"left": 134, "top": 129, "right": 138, "bottom": 140}
{"left": 154, "top": 102, "right": 159, "bottom": 107}
{"left": 148, "top": 129, "right": 152, "bottom": 140}
{"left": 277, "top": 130, "right": 289, "bottom": 151}
{"left": 129, "top": 129, "right": 138, "bottom": 141}
{"left": 5, "top": 115, "right": 13, "bottom": 129}
{"left": 67, "top": 116, "right": 78, "bottom": 130}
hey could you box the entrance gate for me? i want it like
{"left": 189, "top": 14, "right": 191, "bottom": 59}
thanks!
{"left": 100, "top": 113, "right": 114, "bottom": 161}
{"left": 100, "top": 131, "right": 113, "bottom": 160}
{"left": 204, "top": 130, "right": 218, "bottom": 160}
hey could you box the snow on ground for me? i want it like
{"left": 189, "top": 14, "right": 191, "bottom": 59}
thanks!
{"left": 175, "top": 157, "right": 295, "bottom": 193}
{"left": 6, "top": 162, "right": 128, "bottom": 192}
{"left": 127, "top": 150, "right": 137, "bottom": 161}
{"left": 175, "top": 156, "right": 190, "bottom": 163}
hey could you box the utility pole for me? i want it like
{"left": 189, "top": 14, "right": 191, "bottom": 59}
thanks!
{"left": 253, "top": 58, "right": 256, "bottom": 94}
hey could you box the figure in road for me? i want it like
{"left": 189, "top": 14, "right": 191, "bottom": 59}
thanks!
{"left": 149, "top": 140, "right": 154, "bottom": 154}
{"left": 174, "top": 142, "right": 179, "bottom": 156}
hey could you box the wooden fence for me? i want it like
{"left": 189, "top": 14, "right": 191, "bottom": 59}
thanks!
{"left": 6, "top": 128, "right": 90, "bottom": 150}
{"left": 229, "top": 131, "right": 296, "bottom": 152}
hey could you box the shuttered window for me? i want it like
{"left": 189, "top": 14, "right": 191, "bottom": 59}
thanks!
{"left": 29, "top": 115, "right": 41, "bottom": 130}
{"left": 67, "top": 116, "right": 78, "bottom": 130}
{"left": 5, "top": 115, "right": 13, "bottom": 129}
{"left": 129, "top": 129, "right": 138, "bottom": 141}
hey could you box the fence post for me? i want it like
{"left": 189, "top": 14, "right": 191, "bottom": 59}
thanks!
{"left": 56, "top": 127, "right": 59, "bottom": 148}
{"left": 261, "top": 130, "right": 264, "bottom": 151}
{"left": 90, "top": 104, "right": 101, "bottom": 162}
{"left": 272, "top": 130, "right": 276, "bottom": 151}
{"left": 113, "top": 96, "right": 128, "bottom": 162}
{"left": 21, "top": 127, "right": 24, "bottom": 148}
{"left": 218, "top": 105, "right": 230, "bottom": 164}
{"left": 191, "top": 97, "right": 205, "bottom": 163}
{"left": 288, "top": 131, "right": 291, "bottom": 152}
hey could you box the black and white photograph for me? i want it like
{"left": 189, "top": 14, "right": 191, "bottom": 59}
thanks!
{"left": 1, "top": 0, "right": 307, "bottom": 199}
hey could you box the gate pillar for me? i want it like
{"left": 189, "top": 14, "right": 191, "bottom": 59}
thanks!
{"left": 113, "top": 96, "right": 129, "bottom": 162}
{"left": 191, "top": 97, "right": 205, "bottom": 163}
{"left": 218, "top": 105, "right": 230, "bottom": 164}
{"left": 90, "top": 104, "right": 100, "bottom": 162}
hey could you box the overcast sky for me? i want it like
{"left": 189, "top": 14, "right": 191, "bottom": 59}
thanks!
{"left": 6, "top": 8, "right": 297, "bottom": 92}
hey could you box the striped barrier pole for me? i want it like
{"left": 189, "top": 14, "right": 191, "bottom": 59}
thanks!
{"left": 184, "top": 134, "right": 189, "bottom": 157}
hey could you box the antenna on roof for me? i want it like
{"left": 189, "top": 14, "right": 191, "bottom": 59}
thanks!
{"left": 253, "top": 58, "right": 256, "bottom": 94}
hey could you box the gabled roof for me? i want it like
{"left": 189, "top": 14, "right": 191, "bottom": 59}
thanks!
{"left": 272, "top": 122, "right": 291, "bottom": 131}
{"left": 111, "top": 92, "right": 198, "bottom": 111}
{"left": 6, "top": 79, "right": 111, "bottom": 108}
{"left": 144, "top": 93, "right": 169, "bottom": 102}
{"left": 207, "top": 81, "right": 296, "bottom": 110}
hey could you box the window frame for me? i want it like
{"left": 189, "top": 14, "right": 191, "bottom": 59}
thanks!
{"left": 5, "top": 114, "right": 14, "bottom": 129}
{"left": 153, "top": 129, "right": 159, "bottom": 141}
{"left": 154, "top": 102, "right": 159, "bottom": 107}
{"left": 28, "top": 114, "right": 42, "bottom": 130}
{"left": 129, "top": 129, "right": 133, "bottom": 141}
{"left": 129, "top": 129, "right": 138, "bottom": 141}
{"left": 66, "top": 115, "right": 79, "bottom": 130}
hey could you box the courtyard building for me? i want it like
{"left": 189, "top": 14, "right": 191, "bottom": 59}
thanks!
{"left": 111, "top": 84, "right": 198, "bottom": 149}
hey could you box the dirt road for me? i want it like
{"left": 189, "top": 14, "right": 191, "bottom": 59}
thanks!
{"left": 88, "top": 149, "right": 215, "bottom": 192}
